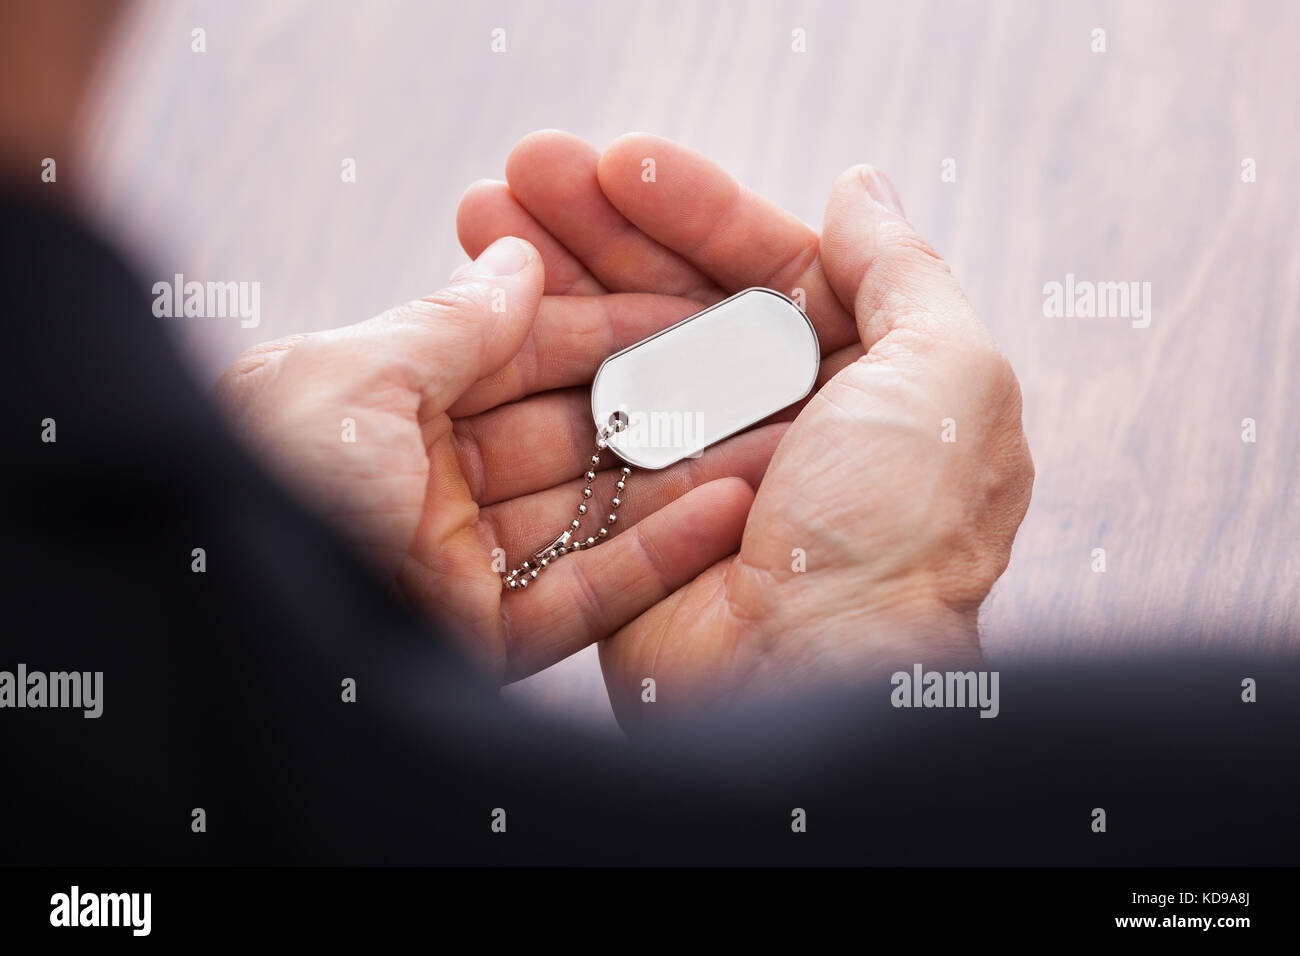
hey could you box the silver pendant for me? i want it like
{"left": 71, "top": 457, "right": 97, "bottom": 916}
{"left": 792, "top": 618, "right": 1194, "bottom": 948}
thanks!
{"left": 503, "top": 287, "right": 819, "bottom": 591}
{"left": 592, "top": 287, "right": 820, "bottom": 469}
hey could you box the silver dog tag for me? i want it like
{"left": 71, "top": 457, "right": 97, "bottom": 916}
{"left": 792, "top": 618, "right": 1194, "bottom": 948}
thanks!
{"left": 503, "top": 287, "right": 821, "bottom": 589}
{"left": 591, "top": 287, "right": 820, "bottom": 470}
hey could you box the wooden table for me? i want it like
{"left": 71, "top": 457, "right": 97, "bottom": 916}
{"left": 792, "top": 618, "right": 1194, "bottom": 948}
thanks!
{"left": 80, "top": 0, "right": 1300, "bottom": 727}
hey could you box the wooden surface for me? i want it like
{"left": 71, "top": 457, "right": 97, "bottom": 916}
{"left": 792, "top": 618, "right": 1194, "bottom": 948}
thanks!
{"left": 79, "top": 0, "right": 1300, "bottom": 726}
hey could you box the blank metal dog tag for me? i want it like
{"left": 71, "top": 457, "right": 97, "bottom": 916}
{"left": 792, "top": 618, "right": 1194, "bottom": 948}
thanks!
{"left": 591, "top": 287, "right": 820, "bottom": 470}
{"left": 503, "top": 287, "right": 821, "bottom": 589}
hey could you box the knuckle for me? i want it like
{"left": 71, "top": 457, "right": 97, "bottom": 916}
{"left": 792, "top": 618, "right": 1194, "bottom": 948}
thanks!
{"left": 876, "top": 219, "right": 949, "bottom": 272}
{"left": 765, "top": 234, "right": 822, "bottom": 293}
{"left": 960, "top": 343, "right": 1023, "bottom": 413}
{"left": 631, "top": 524, "right": 675, "bottom": 589}
{"left": 413, "top": 282, "right": 491, "bottom": 323}
{"left": 448, "top": 420, "right": 487, "bottom": 503}
{"left": 987, "top": 350, "right": 1023, "bottom": 407}
{"left": 223, "top": 333, "right": 309, "bottom": 379}
{"left": 893, "top": 231, "right": 948, "bottom": 271}
{"left": 215, "top": 334, "right": 313, "bottom": 408}
{"left": 568, "top": 560, "right": 608, "bottom": 641}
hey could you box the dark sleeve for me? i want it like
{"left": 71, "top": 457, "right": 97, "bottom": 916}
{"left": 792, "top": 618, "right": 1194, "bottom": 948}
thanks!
{"left": 2, "top": 197, "right": 1296, "bottom": 866}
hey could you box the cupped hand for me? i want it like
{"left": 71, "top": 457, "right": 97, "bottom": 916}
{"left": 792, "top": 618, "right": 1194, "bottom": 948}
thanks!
{"left": 214, "top": 237, "right": 784, "bottom": 685}
{"left": 457, "top": 132, "right": 1034, "bottom": 726}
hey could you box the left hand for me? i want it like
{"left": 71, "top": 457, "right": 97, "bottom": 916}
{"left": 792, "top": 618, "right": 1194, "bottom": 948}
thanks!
{"left": 215, "top": 237, "right": 778, "bottom": 684}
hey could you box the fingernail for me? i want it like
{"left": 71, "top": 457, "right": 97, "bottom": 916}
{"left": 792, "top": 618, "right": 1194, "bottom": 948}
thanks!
{"left": 466, "top": 237, "right": 530, "bottom": 277}
{"left": 860, "top": 165, "right": 904, "bottom": 216}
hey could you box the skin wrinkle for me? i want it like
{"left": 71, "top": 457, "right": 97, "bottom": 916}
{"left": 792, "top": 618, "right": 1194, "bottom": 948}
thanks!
{"left": 631, "top": 498, "right": 687, "bottom": 591}
{"left": 450, "top": 388, "right": 608, "bottom": 504}
{"left": 555, "top": 265, "right": 595, "bottom": 296}
{"left": 758, "top": 235, "right": 822, "bottom": 309}
{"left": 469, "top": 494, "right": 513, "bottom": 565}
{"left": 577, "top": 210, "right": 643, "bottom": 278}
{"left": 543, "top": 299, "right": 601, "bottom": 374}
{"left": 755, "top": 577, "right": 975, "bottom": 690}
{"left": 418, "top": 402, "right": 453, "bottom": 456}
{"left": 636, "top": 589, "right": 679, "bottom": 722}
{"left": 565, "top": 552, "right": 612, "bottom": 662}
{"left": 810, "top": 380, "right": 928, "bottom": 446}
{"left": 448, "top": 419, "right": 488, "bottom": 505}
{"left": 564, "top": 389, "right": 596, "bottom": 482}
{"left": 719, "top": 563, "right": 803, "bottom": 707}
{"left": 469, "top": 398, "right": 549, "bottom": 497}
{"left": 855, "top": 279, "right": 950, "bottom": 346}
{"left": 422, "top": 436, "right": 481, "bottom": 552}
{"left": 218, "top": 333, "right": 309, "bottom": 383}
{"left": 495, "top": 572, "right": 519, "bottom": 676}
{"left": 660, "top": 564, "right": 722, "bottom": 697}
{"left": 494, "top": 341, "right": 531, "bottom": 405}
{"left": 677, "top": 272, "right": 723, "bottom": 306}
{"left": 726, "top": 549, "right": 784, "bottom": 634}
{"left": 679, "top": 178, "right": 745, "bottom": 272}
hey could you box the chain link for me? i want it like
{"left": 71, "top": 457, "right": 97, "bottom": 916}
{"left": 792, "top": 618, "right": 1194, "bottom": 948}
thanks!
{"left": 502, "top": 419, "right": 631, "bottom": 592}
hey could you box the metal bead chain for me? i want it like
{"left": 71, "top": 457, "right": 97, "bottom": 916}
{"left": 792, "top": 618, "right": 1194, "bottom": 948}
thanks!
{"left": 503, "top": 421, "right": 631, "bottom": 592}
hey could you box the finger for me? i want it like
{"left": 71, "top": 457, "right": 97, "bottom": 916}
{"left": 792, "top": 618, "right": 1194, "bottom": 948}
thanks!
{"left": 447, "top": 289, "right": 865, "bottom": 425}
{"left": 456, "top": 179, "right": 605, "bottom": 296}
{"left": 358, "top": 236, "right": 546, "bottom": 414}
{"left": 457, "top": 373, "right": 795, "bottom": 504}
{"left": 820, "top": 164, "right": 994, "bottom": 353}
{"left": 452, "top": 389, "right": 600, "bottom": 506}
{"left": 481, "top": 422, "right": 786, "bottom": 568}
{"left": 498, "top": 477, "right": 754, "bottom": 681}
{"left": 505, "top": 130, "right": 722, "bottom": 301}
{"left": 453, "top": 336, "right": 862, "bottom": 506}
{"left": 597, "top": 132, "right": 858, "bottom": 355}
{"left": 446, "top": 292, "right": 700, "bottom": 418}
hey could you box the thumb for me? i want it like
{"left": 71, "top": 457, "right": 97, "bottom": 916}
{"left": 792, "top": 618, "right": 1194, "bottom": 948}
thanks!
{"left": 369, "top": 236, "right": 545, "bottom": 412}
{"left": 820, "top": 165, "right": 993, "bottom": 354}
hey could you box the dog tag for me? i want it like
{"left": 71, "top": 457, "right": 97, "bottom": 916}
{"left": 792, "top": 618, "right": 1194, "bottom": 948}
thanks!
{"left": 591, "top": 287, "right": 820, "bottom": 469}
{"left": 502, "top": 287, "right": 819, "bottom": 591}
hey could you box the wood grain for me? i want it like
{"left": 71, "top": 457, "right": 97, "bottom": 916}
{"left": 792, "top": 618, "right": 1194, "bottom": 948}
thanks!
{"left": 77, "top": 0, "right": 1300, "bottom": 724}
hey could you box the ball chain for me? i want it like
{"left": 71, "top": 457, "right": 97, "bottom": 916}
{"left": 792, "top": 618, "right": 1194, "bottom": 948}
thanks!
{"left": 503, "top": 419, "right": 631, "bottom": 591}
